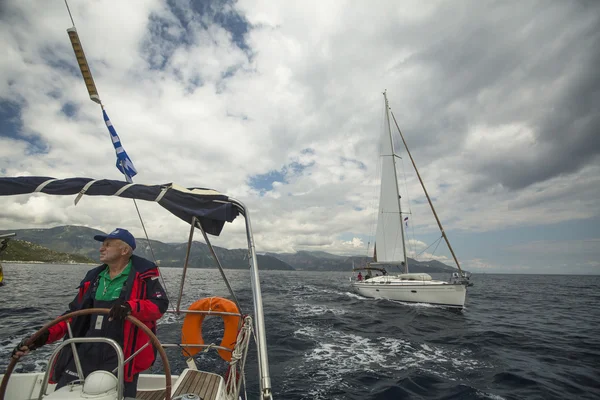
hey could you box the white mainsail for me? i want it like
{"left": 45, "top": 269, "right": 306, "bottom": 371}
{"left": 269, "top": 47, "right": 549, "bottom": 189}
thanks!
{"left": 374, "top": 97, "right": 407, "bottom": 265}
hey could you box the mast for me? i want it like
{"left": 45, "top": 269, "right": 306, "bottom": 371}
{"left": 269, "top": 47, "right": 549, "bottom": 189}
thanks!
{"left": 389, "top": 110, "right": 464, "bottom": 276}
{"left": 383, "top": 91, "right": 409, "bottom": 273}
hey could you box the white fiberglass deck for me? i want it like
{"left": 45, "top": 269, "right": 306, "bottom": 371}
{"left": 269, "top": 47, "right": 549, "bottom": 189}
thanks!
{"left": 0, "top": 369, "right": 225, "bottom": 400}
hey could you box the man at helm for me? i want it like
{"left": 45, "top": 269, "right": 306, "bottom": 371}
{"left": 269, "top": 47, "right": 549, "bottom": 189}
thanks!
{"left": 12, "top": 228, "right": 168, "bottom": 397}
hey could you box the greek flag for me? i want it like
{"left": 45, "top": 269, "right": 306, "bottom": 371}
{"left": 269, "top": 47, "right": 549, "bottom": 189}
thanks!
{"left": 103, "top": 109, "right": 137, "bottom": 183}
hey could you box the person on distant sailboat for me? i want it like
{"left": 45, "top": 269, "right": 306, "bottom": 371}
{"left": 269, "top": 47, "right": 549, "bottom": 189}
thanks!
{"left": 357, "top": 272, "right": 363, "bottom": 281}
{"left": 12, "top": 228, "right": 168, "bottom": 397}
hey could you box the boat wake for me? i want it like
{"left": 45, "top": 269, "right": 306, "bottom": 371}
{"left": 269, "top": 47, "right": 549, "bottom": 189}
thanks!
{"left": 388, "top": 299, "right": 465, "bottom": 311}
{"left": 343, "top": 291, "right": 366, "bottom": 300}
{"left": 290, "top": 324, "right": 489, "bottom": 399}
{"left": 292, "top": 302, "right": 347, "bottom": 317}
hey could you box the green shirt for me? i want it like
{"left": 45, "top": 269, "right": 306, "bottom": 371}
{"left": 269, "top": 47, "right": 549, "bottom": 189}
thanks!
{"left": 95, "top": 260, "right": 132, "bottom": 301}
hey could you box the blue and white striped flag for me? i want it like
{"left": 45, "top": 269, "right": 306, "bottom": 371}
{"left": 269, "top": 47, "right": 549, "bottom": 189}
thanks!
{"left": 103, "top": 109, "right": 137, "bottom": 183}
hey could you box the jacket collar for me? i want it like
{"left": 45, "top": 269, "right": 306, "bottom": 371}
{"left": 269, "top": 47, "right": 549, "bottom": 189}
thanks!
{"left": 130, "top": 254, "right": 157, "bottom": 273}
{"left": 79, "top": 255, "right": 156, "bottom": 287}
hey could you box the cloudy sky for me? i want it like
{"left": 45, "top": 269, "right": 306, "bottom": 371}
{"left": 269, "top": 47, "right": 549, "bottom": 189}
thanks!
{"left": 0, "top": 0, "right": 598, "bottom": 274}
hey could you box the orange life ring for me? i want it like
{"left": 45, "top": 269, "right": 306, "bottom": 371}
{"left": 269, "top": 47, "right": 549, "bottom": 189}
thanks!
{"left": 181, "top": 297, "right": 241, "bottom": 362}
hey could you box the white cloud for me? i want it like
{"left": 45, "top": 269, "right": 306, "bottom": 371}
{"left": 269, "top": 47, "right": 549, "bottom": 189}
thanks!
{"left": 341, "top": 237, "right": 364, "bottom": 249}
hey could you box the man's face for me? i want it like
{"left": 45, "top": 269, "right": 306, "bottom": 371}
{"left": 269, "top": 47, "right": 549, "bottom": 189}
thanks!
{"left": 99, "top": 239, "right": 128, "bottom": 264}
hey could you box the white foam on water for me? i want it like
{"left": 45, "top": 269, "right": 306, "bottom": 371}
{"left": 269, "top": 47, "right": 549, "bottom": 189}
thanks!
{"left": 379, "top": 336, "right": 485, "bottom": 374}
{"left": 390, "top": 300, "right": 448, "bottom": 309}
{"left": 292, "top": 329, "right": 403, "bottom": 398}
{"left": 294, "top": 326, "right": 319, "bottom": 337}
{"left": 343, "top": 291, "right": 367, "bottom": 300}
{"left": 476, "top": 391, "right": 507, "bottom": 400}
{"left": 293, "top": 302, "right": 346, "bottom": 317}
{"left": 291, "top": 327, "right": 488, "bottom": 399}
{"left": 290, "top": 284, "right": 321, "bottom": 294}
{"left": 158, "top": 313, "right": 180, "bottom": 325}
{"left": 1, "top": 336, "right": 25, "bottom": 352}
{"left": 33, "top": 358, "right": 49, "bottom": 371}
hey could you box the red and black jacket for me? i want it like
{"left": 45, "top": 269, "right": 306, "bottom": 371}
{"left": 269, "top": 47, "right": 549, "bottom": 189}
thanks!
{"left": 47, "top": 255, "right": 169, "bottom": 382}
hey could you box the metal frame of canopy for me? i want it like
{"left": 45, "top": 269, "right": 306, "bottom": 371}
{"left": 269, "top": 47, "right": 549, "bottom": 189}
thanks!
{"left": 0, "top": 176, "right": 273, "bottom": 400}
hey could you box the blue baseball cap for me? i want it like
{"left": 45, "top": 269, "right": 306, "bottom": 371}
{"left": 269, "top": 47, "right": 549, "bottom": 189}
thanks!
{"left": 94, "top": 228, "right": 136, "bottom": 251}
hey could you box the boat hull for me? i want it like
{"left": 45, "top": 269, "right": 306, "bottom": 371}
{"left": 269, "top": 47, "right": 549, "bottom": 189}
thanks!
{"left": 352, "top": 281, "right": 467, "bottom": 308}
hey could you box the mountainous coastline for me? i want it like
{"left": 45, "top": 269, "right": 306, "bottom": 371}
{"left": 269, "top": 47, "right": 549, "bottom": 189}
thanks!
{"left": 265, "top": 251, "right": 459, "bottom": 273}
{"left": 0, "top": 226, "right": 460, "bottom": 273}
{"left": 0, "top": 239, "right": 95, "bottom": 264}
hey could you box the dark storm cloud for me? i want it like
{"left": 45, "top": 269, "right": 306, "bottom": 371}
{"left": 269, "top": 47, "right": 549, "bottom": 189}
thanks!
{"left": 387, "top": 1, "right": 600, "bottom": 191}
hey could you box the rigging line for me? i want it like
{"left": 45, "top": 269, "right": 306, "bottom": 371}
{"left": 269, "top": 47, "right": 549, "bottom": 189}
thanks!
{"left": 398, "top": 144, "right": 418, "bottom": 261}
{"left": 389, "top": 108, "right": 419, "bottom": 262}
{"left": 131, "top": 195, "right": 172, "bottom": 306}
{"left": 389, "top": 109, "right": 464, "bottom": 275}
{"left": 117, "top": 161, "right": 171, "bottom": 304}
{"left": 416, "top": 235, "right": 443, "bottom": 258}
{"left": 64, "top": 0, "right": 76, "bottom": 27}
{"left": 430, "top": 235, "right": 442, "bottom": 260}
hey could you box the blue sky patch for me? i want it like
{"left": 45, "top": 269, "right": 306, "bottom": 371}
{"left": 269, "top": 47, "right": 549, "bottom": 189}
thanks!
{"left": 341, "top": 156, "right": 367, "bottom": 170}
{"left": 144, "top": 16, "right": 180, "bottom": 71}
{"left": 61, "top": 102, "right": 78, "bottom": 118}
{"left": 0, "top": 100, "right": 49, "bottom": 154}
{"left": 249, "top": 169, "right": 286, "bottom": 192}
{"left": 0, "top": 101, "right": 22, "bottom": 139}
{"left": 248, "top": 159, "right": 314, "bottom": 194}
{"left": 165, "top": 0, "right": 250, "bottom": 50}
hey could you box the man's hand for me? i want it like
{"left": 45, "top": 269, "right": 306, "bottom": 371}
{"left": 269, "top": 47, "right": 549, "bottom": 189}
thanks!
{"left": 11, "top": 331, "right": 49, "bottom": 360}
{"left": 108, "top": 299, "right": 132, "bottom": 321}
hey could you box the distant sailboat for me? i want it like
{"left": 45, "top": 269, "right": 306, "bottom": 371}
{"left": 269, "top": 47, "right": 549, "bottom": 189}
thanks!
{"left": 352, "top": 91, "right": 471, "bottom": 308}
{"left": 0, "top": 233, "right": 16, "bottom": 286}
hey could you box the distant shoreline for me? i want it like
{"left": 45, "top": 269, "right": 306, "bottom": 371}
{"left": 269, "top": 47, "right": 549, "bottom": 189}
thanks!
{"left": 1, "top": 260, "right": 97, "bottom": 265}
{"left": 1, "top": 262, "right": 598, "bottom": 275}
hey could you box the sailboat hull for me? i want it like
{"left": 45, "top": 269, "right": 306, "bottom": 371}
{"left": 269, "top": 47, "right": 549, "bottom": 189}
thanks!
{"left": 352, "top": 281, "right": 467, "bottom": 308}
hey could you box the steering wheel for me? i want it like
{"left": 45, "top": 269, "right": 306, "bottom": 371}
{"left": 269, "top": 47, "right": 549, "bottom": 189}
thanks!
{"left": 0, "top": 308, "right": 172, "bottom": 400}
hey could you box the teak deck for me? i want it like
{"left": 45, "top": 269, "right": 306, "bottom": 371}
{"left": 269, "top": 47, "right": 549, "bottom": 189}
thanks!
{"left": 136, "top": 370, "right": 222, "bottom": 400}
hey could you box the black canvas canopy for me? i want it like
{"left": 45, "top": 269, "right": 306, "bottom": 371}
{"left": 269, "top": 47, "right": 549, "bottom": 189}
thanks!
{"left": 0, "top": 177, "right": 239, "bottom": 236}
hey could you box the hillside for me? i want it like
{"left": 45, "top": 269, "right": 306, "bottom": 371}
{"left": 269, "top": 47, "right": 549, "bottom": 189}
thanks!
{"left": 266, "top": 250, "right": 461, "bottom": 273}
{"left": 0, "top": 239, "right": 95, "bottom": 264}
{"left": 0, "top": 226, "right": 294, "bottom": 271}
{"left": 0, "top": 226, "right": 462, "bottom": 272}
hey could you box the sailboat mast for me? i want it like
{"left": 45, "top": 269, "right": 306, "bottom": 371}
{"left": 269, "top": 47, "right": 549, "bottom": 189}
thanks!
{"left": 383, "top": 91, "right": 409, "bottom": 273}
{"left": 389, "top": 111, "right": 464, "bottom": 276}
